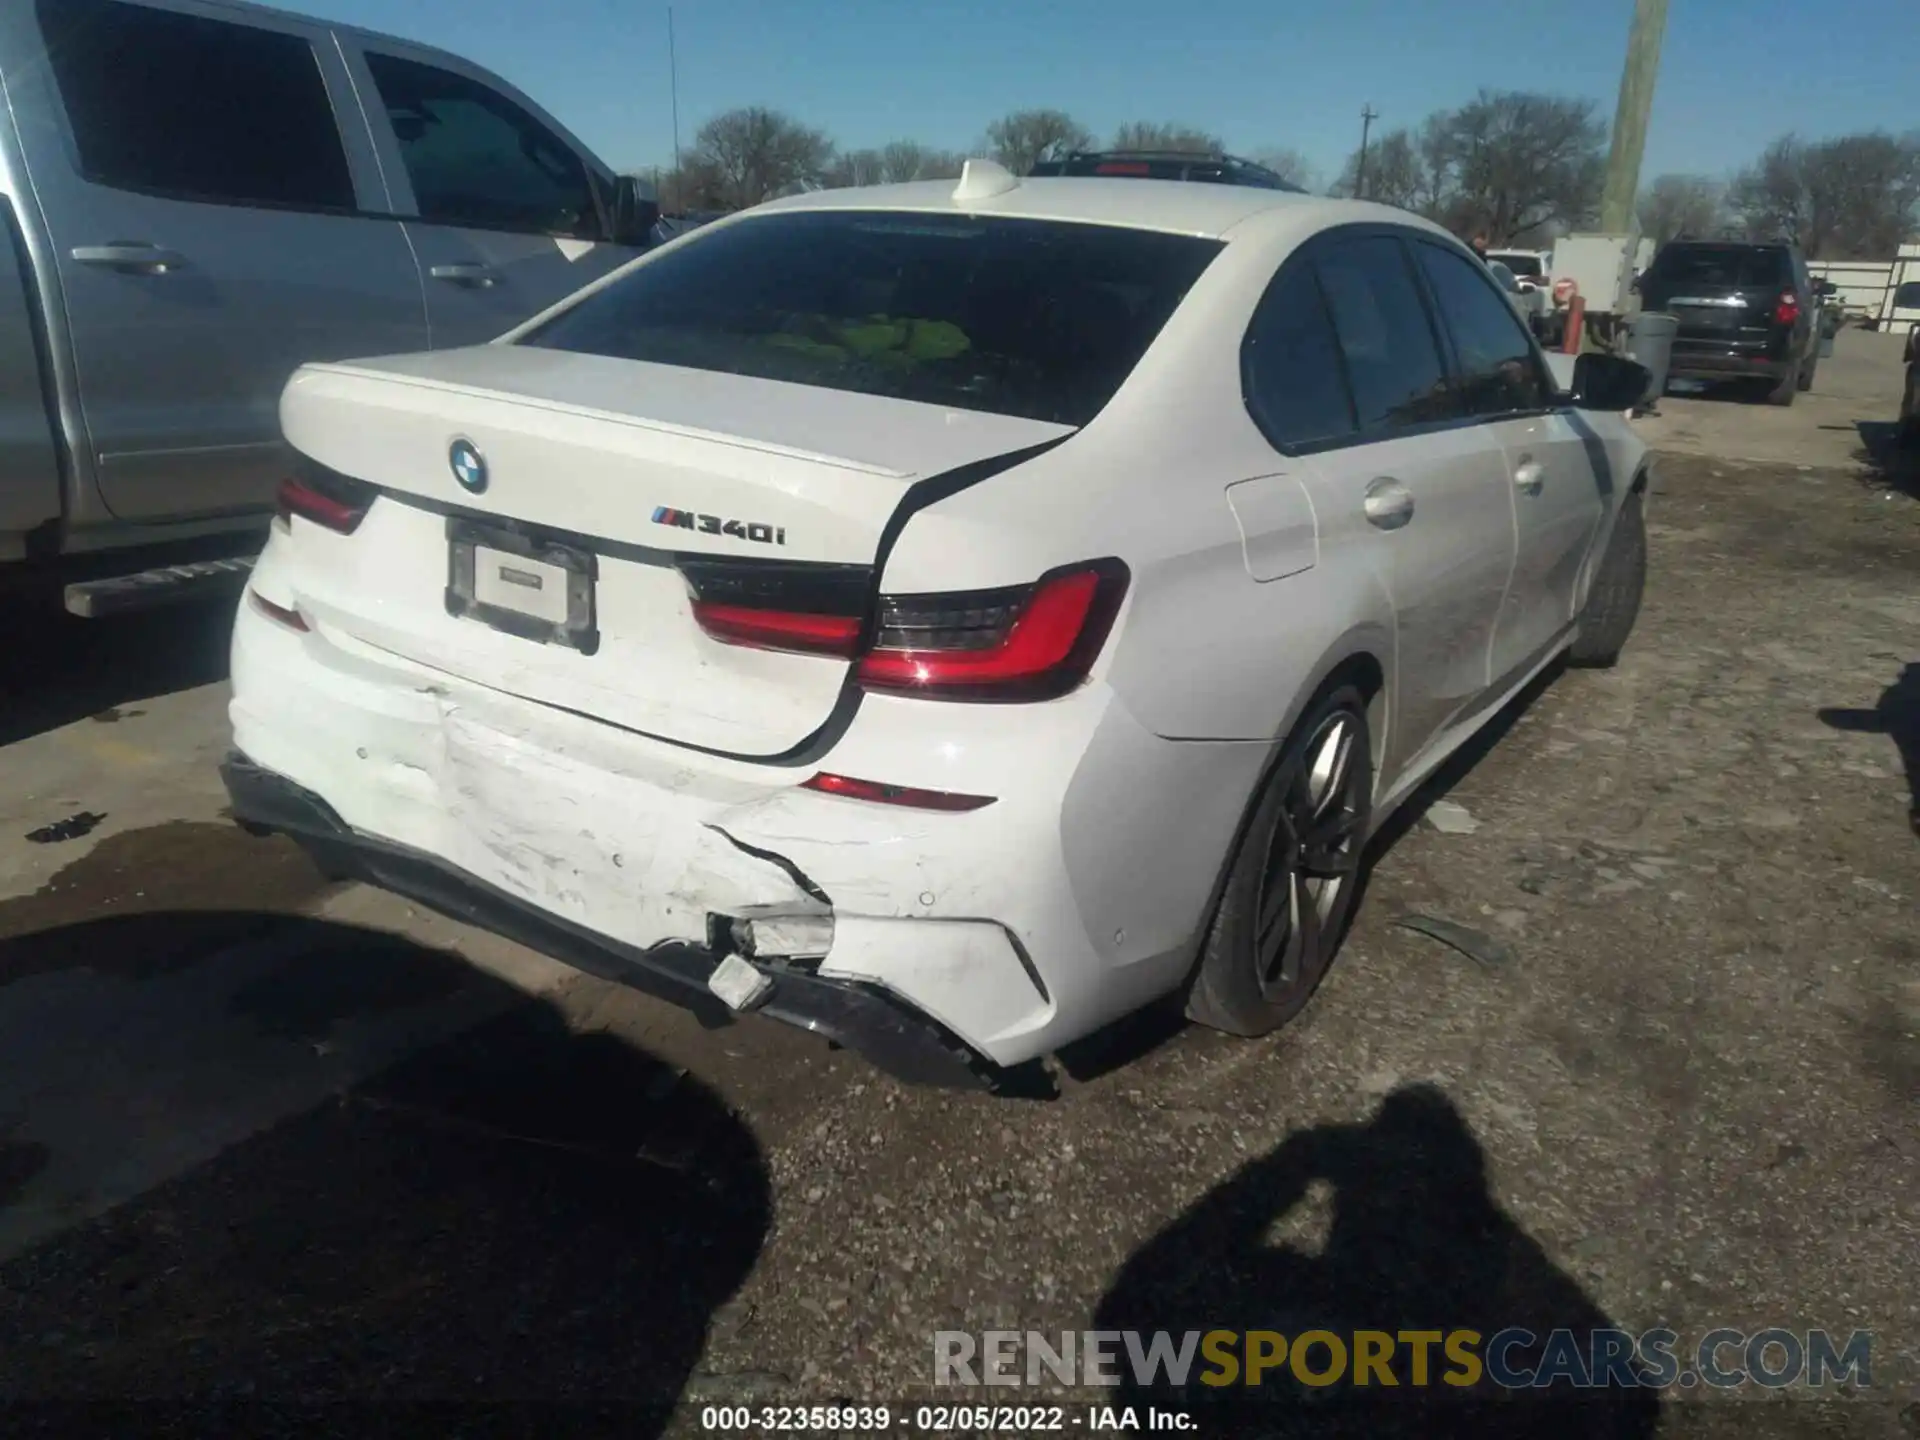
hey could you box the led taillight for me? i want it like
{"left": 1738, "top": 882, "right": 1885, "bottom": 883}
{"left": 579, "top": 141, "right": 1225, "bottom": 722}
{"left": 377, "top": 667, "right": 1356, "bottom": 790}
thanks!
{"left": 801, "top": 773, "right": 996, "bottom": 812}
{"left": 690, "top": 602, "right": 861, "bottom": 656}
{"left": 854, "top": 560, "right": 1129, "bottom": 703}
{"left": 1774, "top": 292, "right": 1801, "bottom": 325}
{"left": 276, "top": 475, "right": 369, "bottom": 535}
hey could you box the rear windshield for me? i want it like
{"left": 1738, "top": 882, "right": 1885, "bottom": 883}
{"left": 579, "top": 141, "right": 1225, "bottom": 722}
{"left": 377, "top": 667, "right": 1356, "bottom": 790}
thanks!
{"left": 520, "top": 210, "right": 1224, "bottom": 426}
{"left": 1649, "top": 245, "right": 1788, "bottom": 288}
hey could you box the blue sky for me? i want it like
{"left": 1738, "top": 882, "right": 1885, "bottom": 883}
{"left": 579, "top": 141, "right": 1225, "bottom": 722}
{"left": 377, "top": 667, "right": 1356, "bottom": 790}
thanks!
{"left": 306, "top": 0, "right": 1917, "bottom": 186}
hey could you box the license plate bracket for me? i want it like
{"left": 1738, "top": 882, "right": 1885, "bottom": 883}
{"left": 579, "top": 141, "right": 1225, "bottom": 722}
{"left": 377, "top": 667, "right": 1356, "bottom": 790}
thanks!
{"left": 446, "top": 517, "right": 599, "bottom": 654}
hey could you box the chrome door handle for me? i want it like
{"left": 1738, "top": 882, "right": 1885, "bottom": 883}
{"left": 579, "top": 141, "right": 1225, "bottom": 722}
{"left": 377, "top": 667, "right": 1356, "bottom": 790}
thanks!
{"left": 1513, "top": 460, "right": 1545, "bottom": 495}
{"left": 71, "top": 243, "right": 187, "bottom": 273}
{"left": 429, "top": 262, "right": 498, "bottom": 288}
{"left": 1363, "top": 476, "right": 1414, "bottom": 530}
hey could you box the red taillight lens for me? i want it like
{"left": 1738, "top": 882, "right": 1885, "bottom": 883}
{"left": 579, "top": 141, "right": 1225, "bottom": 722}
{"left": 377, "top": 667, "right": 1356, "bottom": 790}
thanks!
{"left": 690, "top": 602, "right": 861, "bottom": 656}
{"left": 275, "top": 474, "right": 368, "bottom": 535}
{"left": 682, "top": 557, "right": 870, "bottom": 657}
{"left": 1774, "top": 292, "right": 1801, "bottom": 325}
{"left": 854, "top": 559, "right": 1129, "bottom": 703}
{"left": 801, "top": 773, "right": 996, "bottom": 812}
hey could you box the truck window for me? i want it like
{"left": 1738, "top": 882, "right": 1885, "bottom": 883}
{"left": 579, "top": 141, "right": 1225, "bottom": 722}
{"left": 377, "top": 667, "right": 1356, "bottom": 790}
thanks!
{"left": 363, "top": 53, "right": 602, "bottom": 241}
{"left": 35, "top": 0, "right": 355, "bottom": 212}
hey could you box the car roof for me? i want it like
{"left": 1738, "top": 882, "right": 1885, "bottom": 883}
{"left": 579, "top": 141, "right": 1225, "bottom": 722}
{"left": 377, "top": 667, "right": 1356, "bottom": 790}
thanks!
{"left": 751, "top": 176, "right": 1413, "bottom": 241}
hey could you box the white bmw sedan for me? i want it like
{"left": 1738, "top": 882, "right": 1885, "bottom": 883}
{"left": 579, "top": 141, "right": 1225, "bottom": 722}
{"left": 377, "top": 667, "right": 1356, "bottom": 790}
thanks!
{"left": 224, "top": 163, "right": 1651, "bottom": 1088}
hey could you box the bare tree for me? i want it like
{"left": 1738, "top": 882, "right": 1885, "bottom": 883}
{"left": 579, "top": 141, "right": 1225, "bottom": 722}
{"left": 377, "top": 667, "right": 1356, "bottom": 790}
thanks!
{"left": 1436, "top": 90, "right": 1605, "bottom": 242}
{"left": 822, "top": 141, "right": 964, "bottom": 189}
{"left": 1328, "top": 128, "right": 1425, "bottom": 208}
{"left": 1110, "top": 121, "right": 1223, "bottom": 155}
{"left": 1637, "top": 173, "right": 1725, "bottom": 245}
{"left": 983, "top": 109, "right": 1093, "bottom": 174}
{"left": 683, "top": 107, "right": 835, "bottom": 210}
{"left": 1326, "top": 94, "right": 1600, "bottom": 237}
{"left": 1253, "top": 146, "right": 1318, "bottom": 191}
{"left": 1731, "top": 131, "right": 1920, "bottom": 259}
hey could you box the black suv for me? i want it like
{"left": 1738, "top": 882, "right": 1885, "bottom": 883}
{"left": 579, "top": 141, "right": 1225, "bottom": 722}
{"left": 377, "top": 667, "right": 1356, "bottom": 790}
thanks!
{"left": 1026, "top": 150, "right": 1309, "bottom": 193}
{"left": 1636, "top": 240, "right": 1819, "bottom": 405}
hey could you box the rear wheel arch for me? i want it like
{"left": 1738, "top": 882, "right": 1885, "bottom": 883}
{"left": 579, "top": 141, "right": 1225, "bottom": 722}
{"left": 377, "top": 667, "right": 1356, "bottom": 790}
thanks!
{"left": 1179, "top": 642, "right": 1389, "bottom": 969}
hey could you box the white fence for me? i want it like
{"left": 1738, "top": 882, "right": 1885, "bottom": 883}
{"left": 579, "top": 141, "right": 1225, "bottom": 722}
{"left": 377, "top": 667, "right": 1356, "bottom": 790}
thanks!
{"left": 1808, "top": 243, "right": 1920, "bottom": 334}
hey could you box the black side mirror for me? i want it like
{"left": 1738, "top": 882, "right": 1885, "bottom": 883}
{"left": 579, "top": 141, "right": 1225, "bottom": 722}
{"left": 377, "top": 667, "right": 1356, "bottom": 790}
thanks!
{"left": 609, "top": 175, "right": 660, "bottom": 247}
{"left": 1814, "top": 278, "right": 1838, "bottom": 298}
{"left": 1570, "top": 352, "right": 1651, "bottom": 411}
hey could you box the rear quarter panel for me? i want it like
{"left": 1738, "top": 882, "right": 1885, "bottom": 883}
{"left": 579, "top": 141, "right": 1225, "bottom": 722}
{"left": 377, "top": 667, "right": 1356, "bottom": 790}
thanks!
{"left": 879, "top": 207, "right": 1398, "bottom": 746}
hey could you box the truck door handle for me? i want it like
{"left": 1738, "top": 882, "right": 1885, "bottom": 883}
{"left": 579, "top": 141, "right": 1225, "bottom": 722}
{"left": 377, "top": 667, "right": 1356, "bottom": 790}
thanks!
{"left": 71, "top": 243, "right": 187, "bottom": 273}
{"left": 1363, "top": 476, "right": 1414, "bottom": 530}
{"left": 429, "top": 263, "right": 498, "bottom": 288}
{"left": 1513, "top": 460, "right": 1545, "bottom": 495}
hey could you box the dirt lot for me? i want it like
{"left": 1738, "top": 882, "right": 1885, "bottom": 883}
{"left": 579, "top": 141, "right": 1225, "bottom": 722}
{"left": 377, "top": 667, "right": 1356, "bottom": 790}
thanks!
{"left": 0, "top": 392, "right": 1916, "bottom": 1431}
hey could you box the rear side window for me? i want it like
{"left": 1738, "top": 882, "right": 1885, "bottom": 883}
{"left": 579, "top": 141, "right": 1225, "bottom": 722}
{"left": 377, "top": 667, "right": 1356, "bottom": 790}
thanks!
{"left": 1312, "top": 235, "right": 1456, "bottom": 433}
{"left": 365, "top": 52, "right": 601, "bottom": 240}
{"left": 522, "top": 211, "right": 1224, "bottom": 426}
{"left": 1649, "top": 245, "right": 1788, "bottom": 289}
{"left": 1242, "top": 261, "right": 1356, "bottom": 450}
{"left": 36, "top": 0, "right": 354, "bottom": 211}
{"left": 1414, "top": 243, "right": 1552, "bottom": 416}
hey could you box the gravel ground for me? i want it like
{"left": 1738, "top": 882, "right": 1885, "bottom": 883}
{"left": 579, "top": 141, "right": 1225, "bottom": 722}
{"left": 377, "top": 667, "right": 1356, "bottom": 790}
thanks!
{"left": 1, "top": 450, "right": 1916, "bottom": 1438}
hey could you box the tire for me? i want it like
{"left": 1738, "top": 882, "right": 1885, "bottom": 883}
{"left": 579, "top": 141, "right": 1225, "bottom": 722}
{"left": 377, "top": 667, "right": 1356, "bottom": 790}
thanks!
{"left": 1764, "top": 367, "right": 1796, "bottom": 406}
{"left": 1568, "top": 491, "right": 1646, "bottom": 668}
{"left": 1186, "top": 682, "right": 1373, "bottom": 1038}
{"left": 1796, "top": 354, "right": 1816, "bottom": 392}
{"left": 1900, "top": 368, "right": 1919, "bottom": 447}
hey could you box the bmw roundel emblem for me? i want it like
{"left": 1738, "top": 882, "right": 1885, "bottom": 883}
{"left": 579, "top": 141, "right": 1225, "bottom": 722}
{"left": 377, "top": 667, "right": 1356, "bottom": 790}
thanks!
{"left": 449, "top": 438, "right": 488, "bottom": 494}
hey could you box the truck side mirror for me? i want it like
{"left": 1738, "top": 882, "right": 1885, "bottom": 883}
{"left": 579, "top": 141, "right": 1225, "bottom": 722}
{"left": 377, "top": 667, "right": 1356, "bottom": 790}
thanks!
{"left": 609, "top": 175, "right": 660, "bottom": 247}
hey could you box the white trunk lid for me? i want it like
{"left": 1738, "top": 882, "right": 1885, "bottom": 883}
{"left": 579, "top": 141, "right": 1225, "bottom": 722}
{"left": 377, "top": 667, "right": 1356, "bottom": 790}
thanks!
{"left": 274, "top": 347, "right": 1071, "bottom": 756}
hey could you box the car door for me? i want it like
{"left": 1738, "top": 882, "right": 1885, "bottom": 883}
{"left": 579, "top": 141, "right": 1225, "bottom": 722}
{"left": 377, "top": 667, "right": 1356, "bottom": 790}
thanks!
{"left": 1410, "top": 238, "right": 1603, "bottom": 686}
{"left": 13, "top": 0, "right": 426, "bottom": 522}
{"left": 340, "top": 41, "right": 639, "bottom": 347}
{"left": 1277, "top": 231, "right": 1516, "bottom": 782}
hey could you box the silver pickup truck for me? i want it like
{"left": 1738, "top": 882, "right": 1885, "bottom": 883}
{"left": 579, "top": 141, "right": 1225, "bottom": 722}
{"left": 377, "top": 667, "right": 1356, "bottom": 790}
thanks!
{"left": 0, "top": 0, "right": 653, "bottom": 615}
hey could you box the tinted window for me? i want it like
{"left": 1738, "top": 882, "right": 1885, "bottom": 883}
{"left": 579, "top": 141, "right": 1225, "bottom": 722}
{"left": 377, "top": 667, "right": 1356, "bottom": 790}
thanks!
{"left": 1242, "top": 261, "right": 1356, "bottom": 449}
{"left": 37, "top": 0, "right": 354, "bottom": 210}
{"left": 1312, "top": 236, "right": 1456, "bottom": 432}
{"left": 366, "top": 53, "right": 600, "bottom": 239}
{"left": 523, "top": 211, "right": 1224, "bottom": 426}
{"left": 1415, "top": 243, "right": 1551, "bottom": 416}
{"left": 1648, "top": 245, "right": 1789, "bottom": 289}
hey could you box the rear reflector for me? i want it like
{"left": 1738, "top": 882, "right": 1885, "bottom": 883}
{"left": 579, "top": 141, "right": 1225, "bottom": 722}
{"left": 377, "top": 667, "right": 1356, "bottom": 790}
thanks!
{"left": 249, "top": 590, "right": 309, "bottom": 632}
{"left": 801, "top": 773, "right": 996, "bottom": 812}
{"left": 855, "top": 559, "right": 1129, "bottom": 702}
{"left": 276, "top": 471, "right": 370, "bottom": 535}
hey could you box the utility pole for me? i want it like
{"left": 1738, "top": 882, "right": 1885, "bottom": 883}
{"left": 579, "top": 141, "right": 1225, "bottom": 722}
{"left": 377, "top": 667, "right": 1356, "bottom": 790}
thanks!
{"left": 1354, "top": 104, "right": 1378, "bottom": 200}
{"left": 1599, "top": 0, "right": 1669, "bottom": 233}
{"left": 668, "top": 7, "right": 682, "bottom": 180}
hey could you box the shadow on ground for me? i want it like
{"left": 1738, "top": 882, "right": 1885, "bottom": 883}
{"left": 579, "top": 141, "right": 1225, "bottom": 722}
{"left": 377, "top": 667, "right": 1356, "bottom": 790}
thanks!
{"left": 0, "top": 912, "right": 770, "bottom": 1435}
{"left": 1095, "top": 1083, "right": 1661, "bottom": 1437}
{"left": 1819, "top": 662, "right": 1920, "bottom": 837}
{"left": 1853, "top": 421, "right": 1920, "bottom": 501}
{"left": 0, "top": 594, "right": 234, "bottom": 748}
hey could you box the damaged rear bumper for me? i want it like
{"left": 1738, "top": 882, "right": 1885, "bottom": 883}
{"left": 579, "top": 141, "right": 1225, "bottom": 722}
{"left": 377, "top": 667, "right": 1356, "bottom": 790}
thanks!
{"left": 221, "top": 752, "right": 1016, "bottom": 1090}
